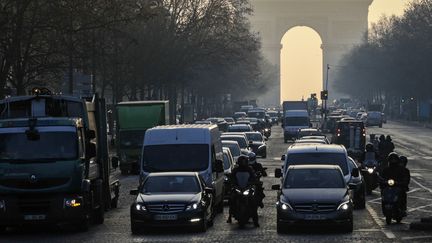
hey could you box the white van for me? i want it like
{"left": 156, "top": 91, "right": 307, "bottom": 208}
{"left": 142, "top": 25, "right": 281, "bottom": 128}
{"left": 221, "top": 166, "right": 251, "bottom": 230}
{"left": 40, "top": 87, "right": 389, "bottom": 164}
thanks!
{"left": 283, "top": 110, "right": 310, "bottom": 143}
{"left": 141, "top": 124, "right": 225, "bottom": 212}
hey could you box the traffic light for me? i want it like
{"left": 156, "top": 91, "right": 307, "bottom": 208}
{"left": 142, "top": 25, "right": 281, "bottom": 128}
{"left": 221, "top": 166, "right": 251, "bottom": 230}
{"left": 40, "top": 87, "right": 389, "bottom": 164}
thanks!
{"left": 320, "top": 90, "right": 328, "bottom": 100}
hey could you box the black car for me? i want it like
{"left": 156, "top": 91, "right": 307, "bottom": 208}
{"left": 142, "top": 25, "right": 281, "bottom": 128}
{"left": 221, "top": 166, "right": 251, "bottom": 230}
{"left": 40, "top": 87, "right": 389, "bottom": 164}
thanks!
{"left": 245, "top": 131, "right": 267, "bottom": 158}
{"left": 130, "top": 172, "right": 214, "bottom": 233}
{"left": 273, "top": 165, "right": 354, "bottom": 233}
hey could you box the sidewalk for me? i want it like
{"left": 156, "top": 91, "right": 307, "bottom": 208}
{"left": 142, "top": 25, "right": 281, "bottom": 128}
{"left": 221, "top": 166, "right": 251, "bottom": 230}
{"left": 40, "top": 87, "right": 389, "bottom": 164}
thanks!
{"left": 390, "top": 119, "right": 432, "bottom": 129}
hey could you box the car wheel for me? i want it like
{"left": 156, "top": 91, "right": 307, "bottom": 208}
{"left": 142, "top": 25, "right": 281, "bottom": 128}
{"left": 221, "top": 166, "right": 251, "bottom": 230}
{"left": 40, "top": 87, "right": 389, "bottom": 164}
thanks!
{"left": 343, "top": 219, "right": 353, "bottom": 233}
{"left": 216, "top": 200, "right": 224, "bottom": 214}
{"left": 131, "top": 222, "right": 142, "bottom": 235}
{"left": 276, "top": 220, "right": 286, "bottom": 234}
{"left": 197, "top": 213, "right": 208, "bottom": 232}
{"left": 355, "top": 186, "right": 366, "bottom": 209}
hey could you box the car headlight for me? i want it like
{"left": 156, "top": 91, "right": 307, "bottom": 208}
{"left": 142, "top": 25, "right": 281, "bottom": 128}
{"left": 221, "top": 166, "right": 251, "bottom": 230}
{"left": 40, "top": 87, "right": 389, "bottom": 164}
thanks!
{"left": 64, "top": 198, "right": 82, "bottom": 208}
{"left": 337, "top": 201, "right": 350, "bottom": 211}
{"left": 243, "top": 189, "right": 250, "bottom": 196}
{"left": 185, "top": 203, "right": 200, "bottom": 211}
{"left": 135, "top": 203, "right": 147, "bottom": 211}
{"left": 367, "top": 168, "right": 374, "bottom": 174}
{"left": 277, "top": 201, "right": 293, "bottom": 211}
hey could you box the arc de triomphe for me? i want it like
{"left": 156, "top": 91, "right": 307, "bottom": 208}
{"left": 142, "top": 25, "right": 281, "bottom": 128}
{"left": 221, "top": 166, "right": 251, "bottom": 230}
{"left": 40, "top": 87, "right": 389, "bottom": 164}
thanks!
{"left": 249, "top": 0, "right": 373, "bottom": 105}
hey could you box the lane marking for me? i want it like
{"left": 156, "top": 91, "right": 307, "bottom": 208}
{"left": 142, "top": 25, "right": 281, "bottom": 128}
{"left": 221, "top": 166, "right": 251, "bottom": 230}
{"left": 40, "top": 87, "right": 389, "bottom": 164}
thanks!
{"left": 408, "top": 203, "right": 432, "bottom": 213}
{"left": 411, "top": 178, "right": 432, "bottom": 194}
{"left": 366, "top": 204, "right": 396, "bottom": 239}
{"left": 408, "top": 195, "right": 432, "bottom": 201}
{"left": 401, "top": 235, "right": 432, "bottom": 241}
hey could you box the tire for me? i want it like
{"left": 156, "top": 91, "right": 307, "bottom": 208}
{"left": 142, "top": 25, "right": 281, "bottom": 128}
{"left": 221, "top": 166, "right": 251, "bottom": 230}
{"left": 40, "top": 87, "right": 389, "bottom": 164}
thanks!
{"left": 216, "top": 199, "right": 224, "bottom": 214}
{"left": 386, "top": 216, "right": 392, "bottom": 225}
{"left": 355, "top": 186, "right": 366, "bottom": 209}
{"left": 343, "top": 220, "right": 353, "bottom": 233}
{"left": 131, "top": 222, "right": 142, "bottom": 235}
{"left": 197, "top": 213, "right": 208, "bottom": 232}
{"left": 77, "top": 214, "right": 90, "bottom": 232}
{"left": 276, "top": 220, "right": 286, "bottom": 234}
{"left": 262, "top": 152, "right": 267, "bottom": 159}
{"left": 111, "top": 197, "right": 119, "bottom": 209}
{"left": 396, "top": 216, "right": 402, "bottom": 224}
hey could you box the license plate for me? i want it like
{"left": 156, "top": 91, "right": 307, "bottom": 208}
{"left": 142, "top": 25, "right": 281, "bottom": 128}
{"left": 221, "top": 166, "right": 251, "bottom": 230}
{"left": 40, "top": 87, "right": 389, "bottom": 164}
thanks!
{"left": 24, "top": 214, "right": 46, "bottom": 221}
{"left": 154, "top": 214, "right": 178, "bottom": 221}
{"left": 305, "top": 214, "right": 325, "bottom": 220}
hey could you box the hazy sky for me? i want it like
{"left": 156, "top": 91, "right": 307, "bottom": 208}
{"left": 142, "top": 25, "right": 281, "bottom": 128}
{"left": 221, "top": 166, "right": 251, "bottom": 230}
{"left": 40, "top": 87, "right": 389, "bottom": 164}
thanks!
{"left": 281, "top": 0, "right": 414, "bottom": 101}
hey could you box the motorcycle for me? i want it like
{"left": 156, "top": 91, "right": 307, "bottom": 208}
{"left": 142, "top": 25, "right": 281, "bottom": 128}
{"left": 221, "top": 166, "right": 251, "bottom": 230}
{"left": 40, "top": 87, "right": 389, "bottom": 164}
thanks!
{"left": 381, "top": 179, "right": 404, "bottom": 224}
{"left": 262, "top": 128, "right": 271, "bottom": 139}
{"left": 232, "top": 185, "right": 258, "bottom": 228}
{"left": 361, "top": 162, "right": 379, "bottom": 195}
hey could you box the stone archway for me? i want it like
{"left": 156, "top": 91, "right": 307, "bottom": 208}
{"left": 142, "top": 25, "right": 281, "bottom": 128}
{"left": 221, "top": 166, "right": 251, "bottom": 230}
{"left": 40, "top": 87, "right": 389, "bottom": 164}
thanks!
{"left": 250, "top": 0, "right": 373, "bottom": 105}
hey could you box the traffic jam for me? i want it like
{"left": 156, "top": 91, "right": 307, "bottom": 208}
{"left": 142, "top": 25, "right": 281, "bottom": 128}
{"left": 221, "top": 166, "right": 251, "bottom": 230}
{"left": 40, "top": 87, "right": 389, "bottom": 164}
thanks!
{"left": 0, "top": 90, "right": 424, "bottom": 242}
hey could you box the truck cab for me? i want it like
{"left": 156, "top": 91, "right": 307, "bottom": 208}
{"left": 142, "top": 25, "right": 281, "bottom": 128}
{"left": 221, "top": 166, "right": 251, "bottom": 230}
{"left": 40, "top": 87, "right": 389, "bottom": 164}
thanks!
{"left": 0, "top": 92, "right": 120, "bottom": 231}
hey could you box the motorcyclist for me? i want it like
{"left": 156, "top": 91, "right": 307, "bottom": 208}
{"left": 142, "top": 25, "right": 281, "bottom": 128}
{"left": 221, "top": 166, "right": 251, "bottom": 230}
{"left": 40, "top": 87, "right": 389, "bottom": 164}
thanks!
{"left": 399, "top": 155, "right": 411, "bottom": 216}
{"left": 227, "top": 155, "right": 259, "bottom": 227}
{"left": 362, "top": 143, "right": 379, "bottom": 167}
{"left": 248, "top": 152, "right": 266, "bottom": 208}
{"left": 381, "top": 152, "right": 407, "bottom": 215}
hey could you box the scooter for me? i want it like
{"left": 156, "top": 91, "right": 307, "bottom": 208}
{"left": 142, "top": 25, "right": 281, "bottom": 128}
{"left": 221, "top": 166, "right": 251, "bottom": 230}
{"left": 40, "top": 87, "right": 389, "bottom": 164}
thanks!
{"left": 232, "top": 185, "right": 258, "bottom": 228}
{"left": 262, "top": 128, "right": 271, "bottom": 139}
{"left": 361, "top": 161, "right": 379, "bottom": 195}
{"left": 381, "top": 179, "right": 404, "bottom": 224}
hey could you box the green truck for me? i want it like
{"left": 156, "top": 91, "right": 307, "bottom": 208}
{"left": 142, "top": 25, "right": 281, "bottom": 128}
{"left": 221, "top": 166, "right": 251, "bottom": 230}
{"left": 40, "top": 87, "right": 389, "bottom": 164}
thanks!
{"left": 0, "top": 93, "right": 120, "bottom": 231}
{"left": 116, "top": 101, "right": 169, "bottom": 174}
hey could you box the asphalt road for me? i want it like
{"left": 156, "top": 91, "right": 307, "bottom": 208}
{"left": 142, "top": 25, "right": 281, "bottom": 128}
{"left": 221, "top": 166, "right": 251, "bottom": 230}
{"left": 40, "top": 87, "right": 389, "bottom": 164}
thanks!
{"left": 3, "top": 122, "right": 432, "bottom": 242}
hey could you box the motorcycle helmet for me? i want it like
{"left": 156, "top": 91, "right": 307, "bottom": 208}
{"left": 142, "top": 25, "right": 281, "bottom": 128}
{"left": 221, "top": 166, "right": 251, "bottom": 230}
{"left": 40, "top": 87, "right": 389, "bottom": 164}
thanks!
{"left": 387, "top": 152, "right": 400, "bottom": 166}
{"left": 237, "top": 155, "right": 249, "bottom": 168}
{"left": 248, "top": 152, "right": 257, "bottom": 165}
{"left": 399, "top": 155, "right": 408, "bottom": 167}
{"left": 365, "top": 143, "right": 374, "bottom": 152}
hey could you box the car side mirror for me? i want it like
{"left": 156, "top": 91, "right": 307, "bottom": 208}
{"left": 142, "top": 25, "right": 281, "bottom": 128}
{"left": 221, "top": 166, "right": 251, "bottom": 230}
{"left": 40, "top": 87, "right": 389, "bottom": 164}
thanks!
{"left": 214, "top": 159, "right": 224, "bottom": 173}
{"left": 275, "top": 168, "right": 283, "bottom": 178}
{"left": 87, "top": 130, "right": 96, "bottom": 140}
{"left": 111, "top": 156, "right": 119, "bottom": 169}
{"left": 281, "top": 154, "right": 286, "bottom": 161}
{"left": 86, "top": 143, "right": 97, "bottom": 159}
{"left": 204, "top": 187, "right": 213, "bottom": 194}
{"left": 348, "top": 183, "right": 357, "bottom": 190}
{"left": 351, "top": 168, "right": 360, "bottom": 178}
{"left": 272, "top": 184, "right": 281, "bottom": 190}
{"left": 130, "top": 189, "right": 139, "bottom": 195}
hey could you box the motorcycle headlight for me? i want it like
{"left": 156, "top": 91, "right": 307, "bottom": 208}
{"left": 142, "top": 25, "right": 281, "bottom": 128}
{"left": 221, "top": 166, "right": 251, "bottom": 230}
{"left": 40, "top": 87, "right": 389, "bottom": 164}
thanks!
{"left": 367, "top": 168, "right": 374, "bottom": 174}
{"left": 388, "top": 179, "right": 395, "bottom": 186}
{"left": 186, "top": 203, "right": 200, "bottom": 211}
{"left": 135, "top": 203, "right": 147, "bottom": 211}
{"left": 243, "top": 189, "right": 250, "bottom": 196}
{"left": 337, "top": 201, "right": 350, "bottom": 211}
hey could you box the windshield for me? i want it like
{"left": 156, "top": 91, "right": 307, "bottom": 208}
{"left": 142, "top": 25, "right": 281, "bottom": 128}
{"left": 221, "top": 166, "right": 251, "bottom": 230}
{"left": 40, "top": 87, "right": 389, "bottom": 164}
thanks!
{"left": 143, "top": 176, "right": 200, "bottom": 194}
{"left": 248, "top": 111, "right": 265, "bottom": 119}
{"left": 285, "top": 117, "right": 309, "bottom": 126}
{"left": 223, "top": 143, "right": 241, "bottom": 157}
{"left": 228, "top": 126, "right": 250, "bottom": 132}
{"left": 284, "top": 169, "right": 345, "bottom": 189}
{"left": 286, "top": 153, "right": 348, "bottom": 175}
{"left": 143, "top": 144, "right": 209, "bottom": 172}
{"left": 0, "top": 130, "right": 78, "bottom": 162}
{"left": 246, "top": 133, "right": 263, "bottom": 142}
{"left": 268, "top": 112, "right": 278, "bottom": 118}
{"left": 221, "top": 137, "right": 247, "bottom": 148}
{"left": 119, "top": 130, "right": 145, "bottom": 149}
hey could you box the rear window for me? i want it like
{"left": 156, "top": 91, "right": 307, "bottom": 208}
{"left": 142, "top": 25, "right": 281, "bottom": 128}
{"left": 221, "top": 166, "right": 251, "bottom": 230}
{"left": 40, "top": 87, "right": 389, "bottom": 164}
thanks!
{"left": 286, "top": 153, "right": 348, "bottom": 175}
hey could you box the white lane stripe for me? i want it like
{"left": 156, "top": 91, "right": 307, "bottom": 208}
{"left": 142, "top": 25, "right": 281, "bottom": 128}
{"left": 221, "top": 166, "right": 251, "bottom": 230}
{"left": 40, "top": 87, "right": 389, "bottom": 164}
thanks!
{"left": 402, "top": 236, "right": 432, "bottom": 241}
{"left": 366, "top": 204, "right": 396, "bottom": 239}
{"left": 411, "top": 178, "right": 432, "bottom": 194}
{"left": 408, "top": 203, "right": 432, "bottom": 213}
